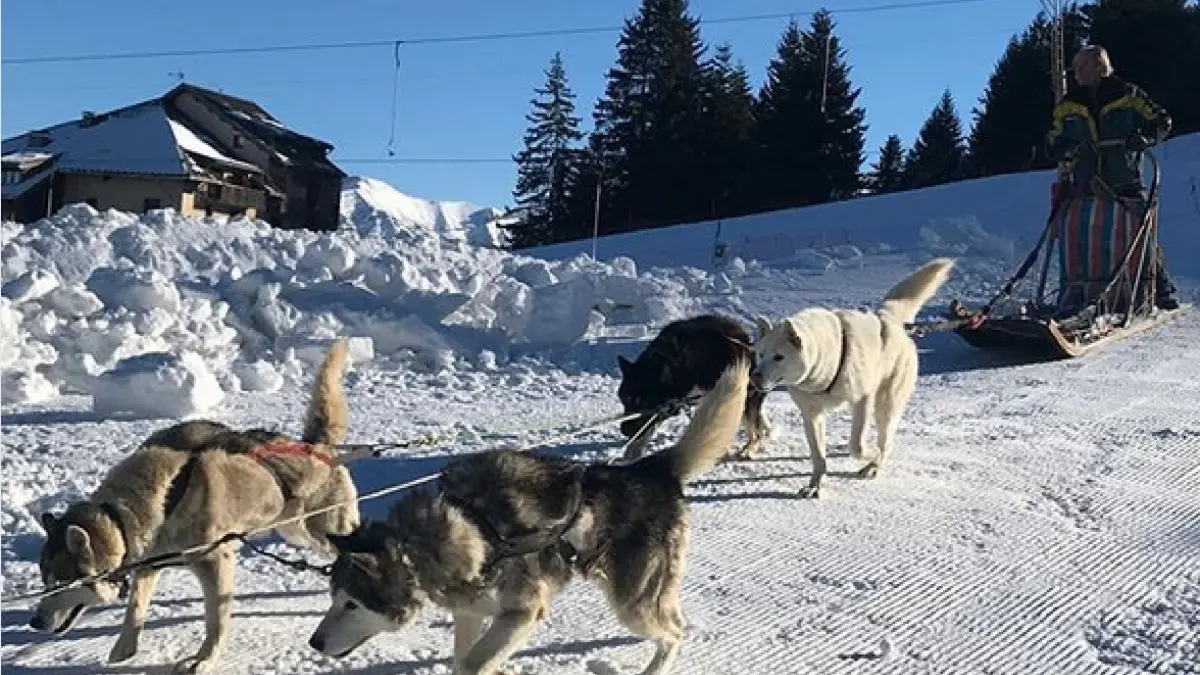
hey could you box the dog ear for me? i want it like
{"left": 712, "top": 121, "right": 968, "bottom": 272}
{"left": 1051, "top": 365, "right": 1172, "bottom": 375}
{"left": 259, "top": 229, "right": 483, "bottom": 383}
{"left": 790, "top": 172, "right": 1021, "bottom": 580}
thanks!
{"left": 784, "top": 320, "right": 803, "bottom": 348}
{"left": 754, "top": 316, "right": 773, "bottom": 338}
{"left": 64, "top": 524, "right": 92, "bottom": 555}
{"left": 40, "top": 512, "right": 59, "bottom": 534}
{"left": 328, "top": 530, "right": 367, "bottom": 554}
{"left": 616, "top": 355, "right": 633, "bottom": 375}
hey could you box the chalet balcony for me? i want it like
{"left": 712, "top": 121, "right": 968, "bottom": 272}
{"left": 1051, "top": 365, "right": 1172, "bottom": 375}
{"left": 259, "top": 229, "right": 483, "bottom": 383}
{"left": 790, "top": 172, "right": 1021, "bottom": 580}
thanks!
{"left": 195, "top": 182, "right": 265, "bottom": 213}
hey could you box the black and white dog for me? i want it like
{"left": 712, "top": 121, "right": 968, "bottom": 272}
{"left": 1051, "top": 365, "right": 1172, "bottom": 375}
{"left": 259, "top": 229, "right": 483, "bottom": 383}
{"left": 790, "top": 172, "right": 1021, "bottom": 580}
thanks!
{"left": 616, "top": 313, "right": 771, "bottom": 460}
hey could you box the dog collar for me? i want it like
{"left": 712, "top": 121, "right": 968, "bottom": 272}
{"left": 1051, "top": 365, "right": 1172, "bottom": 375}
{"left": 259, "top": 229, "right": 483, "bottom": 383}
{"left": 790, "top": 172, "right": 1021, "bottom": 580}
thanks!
{"left": 822, "top": 319, "right": 851, "bottom": 394}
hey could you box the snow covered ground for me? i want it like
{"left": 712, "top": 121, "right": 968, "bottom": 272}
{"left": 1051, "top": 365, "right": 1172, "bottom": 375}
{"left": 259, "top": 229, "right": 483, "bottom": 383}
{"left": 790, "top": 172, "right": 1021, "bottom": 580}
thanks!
{"left": 3, "top": 135, "right": 1199, "bottom": 674}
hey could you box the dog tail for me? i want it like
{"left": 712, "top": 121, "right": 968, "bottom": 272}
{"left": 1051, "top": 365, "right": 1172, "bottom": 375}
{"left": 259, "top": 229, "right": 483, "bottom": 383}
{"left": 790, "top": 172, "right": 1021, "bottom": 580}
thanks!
{"left": 302, "top": 338, "right": 350, "bottom": 447}
{"left": 660, "top": 358, "right": 750, "bottom": 484}
{"left": 879, "top": 257, "right": 955, "bottom": 324}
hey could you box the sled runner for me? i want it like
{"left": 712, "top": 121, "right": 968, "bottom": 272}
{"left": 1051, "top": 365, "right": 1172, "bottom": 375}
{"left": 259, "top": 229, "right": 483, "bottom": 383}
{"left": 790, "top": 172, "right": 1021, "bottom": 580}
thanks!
{"left": 942, "top": 147, "right": 1189, "bottom": 359}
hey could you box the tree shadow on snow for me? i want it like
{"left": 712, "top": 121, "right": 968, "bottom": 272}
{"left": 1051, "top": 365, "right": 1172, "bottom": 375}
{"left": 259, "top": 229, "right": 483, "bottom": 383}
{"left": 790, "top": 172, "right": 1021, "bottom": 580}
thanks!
{"left": 1, "top": 409, "right": 115, "bottom": 426}
{"left": 916, "top": 330, "right": 1057, "bottom": 376}
{"left": 1, "top": 605, "right": 324, "bottom": 650}
{"left": 689, "top": 469, "right": 864, "bottom": 504}
{"left": 332, "top": 635, "right": 643, "bottom": 674}
{"left": 0, "top": 664, "right": 157, "bottom": 675}
{"left": 520, "top": 334, "right": 653, "bottom": 378}
{"left": 7, "top": 532, "right": 47, "bottom": 562}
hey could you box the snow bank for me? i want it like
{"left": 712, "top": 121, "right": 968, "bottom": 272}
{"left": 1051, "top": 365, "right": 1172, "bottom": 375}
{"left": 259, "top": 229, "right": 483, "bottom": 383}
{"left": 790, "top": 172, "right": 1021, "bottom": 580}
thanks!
{"left": 529, "top": 132, "right": 1200, "bottom": 278}
{"left": 1, "top": 179, "right": 718, "bottom": 415}
{"left": 91, "top": 351, "right": 224, "bottom": 419}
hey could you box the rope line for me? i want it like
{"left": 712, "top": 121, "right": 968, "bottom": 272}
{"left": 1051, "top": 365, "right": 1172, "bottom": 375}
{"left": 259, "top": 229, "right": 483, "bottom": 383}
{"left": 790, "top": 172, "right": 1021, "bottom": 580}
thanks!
{"left": 1, "top": 395, "right": 699, "bottom": 606}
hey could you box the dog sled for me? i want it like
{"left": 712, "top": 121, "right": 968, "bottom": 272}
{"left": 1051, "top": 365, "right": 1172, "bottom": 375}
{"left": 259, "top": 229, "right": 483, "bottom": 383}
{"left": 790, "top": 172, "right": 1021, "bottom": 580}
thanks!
{"left": 939, "top": 147, "right": 1189, "bottom": 359}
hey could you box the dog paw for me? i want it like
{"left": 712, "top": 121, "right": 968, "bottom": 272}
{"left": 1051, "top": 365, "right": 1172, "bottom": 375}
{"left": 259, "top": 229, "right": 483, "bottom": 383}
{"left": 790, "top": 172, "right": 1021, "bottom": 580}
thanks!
{"left": 798, "top": 485, "right": 821, "bottom": 499}
{"left": 107, "top": 635, "right": 139, "bottom": 663}
{"left": 856, "top": 464, "right": 879, "bottom": 480}
{"left": 850, "top": 444, "right": 879, "bottom": 460}
{"left": 731, "top": 445, "right": 759, "bottom": 461}
{"left": 173, "top": 655, "right": 215, "bottom": 674}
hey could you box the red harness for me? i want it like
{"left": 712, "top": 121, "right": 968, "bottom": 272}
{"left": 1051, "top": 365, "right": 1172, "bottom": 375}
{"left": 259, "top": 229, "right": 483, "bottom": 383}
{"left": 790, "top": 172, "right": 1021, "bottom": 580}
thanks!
{"left": 248, "top": 441, "right": 335, "bottom": 467}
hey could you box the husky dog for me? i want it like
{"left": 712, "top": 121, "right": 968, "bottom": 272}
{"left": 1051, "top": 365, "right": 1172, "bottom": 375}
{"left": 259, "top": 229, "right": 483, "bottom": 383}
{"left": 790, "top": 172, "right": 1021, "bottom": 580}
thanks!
{"left": 751, "top": 258, "right": 955, "bottom": 499}
{"left": 308, "top": 359, "right": 751, "bottom": 675}
{"left": 617, "top": 313, "right": 769, "bottom": 460}
{"left": 31, "top": 340, "right": 360, "bottom": 674}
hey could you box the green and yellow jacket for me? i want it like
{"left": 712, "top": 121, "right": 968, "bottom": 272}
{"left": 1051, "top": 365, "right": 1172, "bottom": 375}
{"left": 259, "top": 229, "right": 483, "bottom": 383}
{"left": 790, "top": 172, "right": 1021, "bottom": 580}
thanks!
{"left": 1047, "top": 75, "right": 1172, "bottom": 198}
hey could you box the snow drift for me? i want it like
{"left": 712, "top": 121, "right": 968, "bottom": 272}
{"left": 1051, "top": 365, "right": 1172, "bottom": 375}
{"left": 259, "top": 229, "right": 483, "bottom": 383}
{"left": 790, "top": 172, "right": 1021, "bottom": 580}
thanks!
{"left": 0, "top": 181, "right": 720, "bottom": 415}
{"left": 530, "top": 132, "right": 1200, "bottom": 279}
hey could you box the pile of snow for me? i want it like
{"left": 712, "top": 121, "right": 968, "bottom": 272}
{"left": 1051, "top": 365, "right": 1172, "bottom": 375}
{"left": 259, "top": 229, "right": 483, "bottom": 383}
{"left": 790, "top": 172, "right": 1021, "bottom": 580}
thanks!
{"left": 918, "top": 215, "right": 1017, "bottom": 261}
{"left": 91, "top": 351, "right": 224, "bottom": 419}
{"left": 1, "top": 179, "right": 723, "bottom": 415}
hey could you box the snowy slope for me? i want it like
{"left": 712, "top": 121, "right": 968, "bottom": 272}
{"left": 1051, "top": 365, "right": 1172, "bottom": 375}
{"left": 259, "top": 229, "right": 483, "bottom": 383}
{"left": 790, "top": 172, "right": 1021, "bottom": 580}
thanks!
{"left": 533, "top": 132, "right": 1200, "bottom": 281}
{"left": 3, "top": 145, "right": 1200, "bottom": 675}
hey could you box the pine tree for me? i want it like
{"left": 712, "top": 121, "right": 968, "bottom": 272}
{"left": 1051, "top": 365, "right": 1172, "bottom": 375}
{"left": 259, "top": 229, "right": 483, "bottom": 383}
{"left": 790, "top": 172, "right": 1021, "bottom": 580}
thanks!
{"left": 968, "top": 11, "right": 1087, "bottom": 178}
{"left": 905, "top": 89, "right": 968, "bottom": 189}
{"left": 1080, "top": 0, "right": 1199, "bottom": 136}
{"left": 509, "top": 52, "right": 583, "bottom": 248}
{"left": 870, "top": 134, "right": 906, "bottom": 194}
{"left": 751, "top": 10, "right": 867, "bottom": 211}
{"left": 699, "top": 43, "right": 756, "bottom": 217}
{"left": 589, "top": 0, "right": 710, "bottom": 233}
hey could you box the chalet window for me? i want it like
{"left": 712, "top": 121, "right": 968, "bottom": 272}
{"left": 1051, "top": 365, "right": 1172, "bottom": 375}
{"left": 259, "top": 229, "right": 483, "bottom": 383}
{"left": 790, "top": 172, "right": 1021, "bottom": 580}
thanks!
{"left": 232, "top": 135, "right": 244, "bottom": 149}
{"left": 143, "top": 198, "right": 162, "bottom": 213}
{"left": 1, "top": 169, "right": 20, "bottom": 184}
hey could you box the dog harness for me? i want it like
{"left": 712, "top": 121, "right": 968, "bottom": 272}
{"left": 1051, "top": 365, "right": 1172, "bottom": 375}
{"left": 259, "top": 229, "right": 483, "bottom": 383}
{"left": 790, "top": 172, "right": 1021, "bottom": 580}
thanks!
{"left": 161, "top": 441, "right": 333, "bottom": 519}
{"left": 439, "top": 464, "right": 590, "bottom": 578}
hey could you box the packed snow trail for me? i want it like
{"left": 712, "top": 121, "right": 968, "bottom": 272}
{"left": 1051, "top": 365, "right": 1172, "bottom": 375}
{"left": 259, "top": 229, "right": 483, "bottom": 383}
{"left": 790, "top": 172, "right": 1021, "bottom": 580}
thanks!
{"left": 3, "top": 265, "right": 1197, "bottom": 674}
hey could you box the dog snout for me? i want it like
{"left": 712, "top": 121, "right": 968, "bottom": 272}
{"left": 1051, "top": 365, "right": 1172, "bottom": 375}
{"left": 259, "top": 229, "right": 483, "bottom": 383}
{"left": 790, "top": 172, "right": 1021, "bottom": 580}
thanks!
{"left": 29, "top": 614, "right": 48, "bottom": 631}
{"left": 308, "top": 633, "right": 326, "bottom": 653}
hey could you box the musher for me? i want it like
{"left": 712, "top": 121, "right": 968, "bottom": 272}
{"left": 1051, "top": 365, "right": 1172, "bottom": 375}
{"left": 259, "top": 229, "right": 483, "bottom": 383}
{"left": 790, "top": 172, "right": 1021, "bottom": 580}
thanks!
{"left": 1046, "top": 44, "right": 1178, "bottom": 311}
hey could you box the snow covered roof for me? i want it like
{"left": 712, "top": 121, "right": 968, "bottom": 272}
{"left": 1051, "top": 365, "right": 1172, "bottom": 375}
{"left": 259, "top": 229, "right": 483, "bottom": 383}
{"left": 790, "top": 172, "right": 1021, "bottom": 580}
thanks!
{"left": 1, "top": 100, "right": 264, "bottom": 181}
{"left": 174, "top": 85, "right": 337, "bottom": 158}
{"left": 2, "top": 152, "right": 54, "bottom": 169}
{"left": 167, "top": 118, "right": 262, "bottom": 174}
{"left": 2, "top": 102, "right": 188, "bottom": 177}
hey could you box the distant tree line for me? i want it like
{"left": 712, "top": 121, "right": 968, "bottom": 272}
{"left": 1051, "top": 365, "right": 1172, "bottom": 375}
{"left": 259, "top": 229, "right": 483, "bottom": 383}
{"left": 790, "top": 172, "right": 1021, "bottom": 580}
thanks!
{"left": 506, "top": 0, "right": 1200, "bottom": 249}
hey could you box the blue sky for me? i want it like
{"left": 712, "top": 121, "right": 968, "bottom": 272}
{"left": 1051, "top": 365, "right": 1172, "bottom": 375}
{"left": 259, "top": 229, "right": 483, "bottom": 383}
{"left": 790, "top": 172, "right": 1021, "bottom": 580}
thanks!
{"left": 2, "top": 0, "right": 1041, "bottom": 208}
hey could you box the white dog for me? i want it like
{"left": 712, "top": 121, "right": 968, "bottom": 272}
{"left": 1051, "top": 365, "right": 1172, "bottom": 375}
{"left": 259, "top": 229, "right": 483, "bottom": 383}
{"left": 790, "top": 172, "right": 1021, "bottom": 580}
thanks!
{"left": 751, "top": 258, "right": 955, "bottom": 498}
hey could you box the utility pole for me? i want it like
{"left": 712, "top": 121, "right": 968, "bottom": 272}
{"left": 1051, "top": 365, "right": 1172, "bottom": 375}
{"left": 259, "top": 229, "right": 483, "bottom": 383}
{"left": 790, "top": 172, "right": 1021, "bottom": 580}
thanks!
{"left": 820, "top": 32, "right": 832, "bottom": 115}
{"left": 1043, "top": 0, "right": 1066, "bottom": 103}
{"left": 591, "top": 159, "right": 604, "bottom": 260}
{"left": 1042, "top": 0, "right": 1070, "bottom": 189}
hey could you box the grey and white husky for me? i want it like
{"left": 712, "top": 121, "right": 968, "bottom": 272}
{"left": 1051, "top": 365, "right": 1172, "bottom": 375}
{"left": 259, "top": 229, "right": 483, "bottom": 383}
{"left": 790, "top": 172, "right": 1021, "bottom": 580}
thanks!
{"left": 30, "top": 339, "right": 360, "bottom": 674}
{"left": 308, "top": 358, "right": 751, "bottom": 675}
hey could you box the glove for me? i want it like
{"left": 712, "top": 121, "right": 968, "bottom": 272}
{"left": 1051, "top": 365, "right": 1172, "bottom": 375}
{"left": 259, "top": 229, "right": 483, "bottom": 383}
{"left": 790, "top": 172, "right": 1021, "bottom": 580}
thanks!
{"left": 1126, "top": 134, "right": 1150, "bottom": 151}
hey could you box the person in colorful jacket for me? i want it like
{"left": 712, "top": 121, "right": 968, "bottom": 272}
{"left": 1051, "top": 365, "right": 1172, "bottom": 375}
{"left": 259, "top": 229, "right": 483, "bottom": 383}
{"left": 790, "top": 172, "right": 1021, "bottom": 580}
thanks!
{"left": 1047, "top": 45, "right": 1178, "bottom": 311}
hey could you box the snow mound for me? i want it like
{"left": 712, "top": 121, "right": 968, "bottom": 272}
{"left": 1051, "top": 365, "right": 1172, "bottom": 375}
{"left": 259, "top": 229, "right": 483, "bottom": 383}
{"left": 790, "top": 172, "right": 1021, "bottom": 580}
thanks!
{"left": 1, "top": 177, "right": 717, "bottom": 411}
{"left": 918, "top": 216, "right": 1017, "bottom": 261}
{"left": 91, "top": 351, "right": 224, "bottom": 419}
{"left": 785, "top": 249, "right": 836, "bottom": 272}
